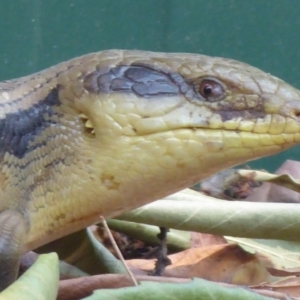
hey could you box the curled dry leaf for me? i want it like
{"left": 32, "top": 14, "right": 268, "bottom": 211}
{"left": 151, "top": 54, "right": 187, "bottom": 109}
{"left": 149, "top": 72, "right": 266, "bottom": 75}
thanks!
{"left": 200, "top": 160, "right": 300, "bottom": 203}
{"left": 200, "top": 168, "right": 262, "bottom": 200}
{"left": 240, "top": 160, "right": 300, "bottom": 203}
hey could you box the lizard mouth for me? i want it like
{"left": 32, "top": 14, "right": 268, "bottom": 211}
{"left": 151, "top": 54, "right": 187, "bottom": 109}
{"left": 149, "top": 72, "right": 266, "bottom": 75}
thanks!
{"left": 128, "top": 119, "right": 300, "bottom": 139}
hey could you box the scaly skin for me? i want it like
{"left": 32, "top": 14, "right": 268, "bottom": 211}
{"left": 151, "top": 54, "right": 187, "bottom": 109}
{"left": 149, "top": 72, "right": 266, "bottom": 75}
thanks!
{"left": 0, "top": 50, "right": 300, "bottom": 289}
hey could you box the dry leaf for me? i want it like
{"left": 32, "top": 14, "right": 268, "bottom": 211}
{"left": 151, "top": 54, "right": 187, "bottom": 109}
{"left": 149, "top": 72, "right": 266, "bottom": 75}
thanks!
{"left": 127, "top": 244, "right": 272, "bottom": 285}
{"left": 242, "top": 160, "right": 300, "bottom": 203}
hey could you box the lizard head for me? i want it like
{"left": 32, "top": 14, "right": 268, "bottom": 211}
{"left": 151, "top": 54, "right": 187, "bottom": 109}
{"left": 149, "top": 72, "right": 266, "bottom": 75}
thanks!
{"left": 79, "top": 51, "right": 300, "bottom": 165}
{"left": 67, "top": 50, "right": 300, "bottom": 213}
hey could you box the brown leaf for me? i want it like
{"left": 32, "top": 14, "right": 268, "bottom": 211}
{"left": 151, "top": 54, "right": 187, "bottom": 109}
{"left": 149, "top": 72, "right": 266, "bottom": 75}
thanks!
{"left": 57, "top": 274, "right": 290, "bottom": 300}
{"left": 127, "top": 243, "right": 271, "bottom": 285}
{"left": 58, "top": 275, "right": 193, "bottom": 300}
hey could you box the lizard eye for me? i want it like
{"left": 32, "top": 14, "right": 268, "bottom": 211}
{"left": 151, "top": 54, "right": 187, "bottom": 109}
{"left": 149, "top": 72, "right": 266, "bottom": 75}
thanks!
{"left": 198, "top": 78, "right": 225, "bottom": 101}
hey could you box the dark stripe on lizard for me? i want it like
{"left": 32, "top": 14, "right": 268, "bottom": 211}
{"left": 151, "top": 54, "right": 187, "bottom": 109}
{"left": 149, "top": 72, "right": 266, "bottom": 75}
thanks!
{"left": 0, "top": 87, "right": 61, "bottom": 159}
{"left": 83, "top": 64, "right": 193, "bottom": 98}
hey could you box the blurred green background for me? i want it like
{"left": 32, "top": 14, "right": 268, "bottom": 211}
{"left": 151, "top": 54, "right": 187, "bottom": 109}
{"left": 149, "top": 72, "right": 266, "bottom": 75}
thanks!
{"left": 0, "top": 0, "right": 299, "bottom": 172}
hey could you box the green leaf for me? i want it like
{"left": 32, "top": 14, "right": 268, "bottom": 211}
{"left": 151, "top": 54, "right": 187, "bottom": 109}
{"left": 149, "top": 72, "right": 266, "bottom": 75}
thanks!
{"left": 0, "top": 253, "right": 59, "bottom": 300}
{"left": 37, "top": 228, "right": 126, "bottom": 275}
{"left": 116, "top": 189, "right": 300, "bottom": 241}
{"left": 86, "top": 227, "right": 126, "bottom": 274}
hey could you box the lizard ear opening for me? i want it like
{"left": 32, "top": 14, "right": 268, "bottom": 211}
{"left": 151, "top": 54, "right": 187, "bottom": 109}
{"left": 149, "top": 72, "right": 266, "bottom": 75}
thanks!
{"left": 79, "top": 113, "right": 95, "bottom": 135}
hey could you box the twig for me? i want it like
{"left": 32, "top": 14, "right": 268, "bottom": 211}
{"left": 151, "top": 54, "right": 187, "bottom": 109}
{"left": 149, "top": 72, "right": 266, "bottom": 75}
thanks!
{"left": 100, "top": 216, "right": 138, "bottom": 286}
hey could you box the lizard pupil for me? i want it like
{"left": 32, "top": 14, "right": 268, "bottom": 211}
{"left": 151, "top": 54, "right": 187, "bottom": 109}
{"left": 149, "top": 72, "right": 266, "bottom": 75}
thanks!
{"left": 203, "top": 84, "right": 212, "bottom": 95}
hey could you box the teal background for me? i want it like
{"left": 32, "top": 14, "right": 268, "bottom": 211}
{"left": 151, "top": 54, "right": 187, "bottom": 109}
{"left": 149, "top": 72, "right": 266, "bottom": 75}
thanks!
{"left": 1, "top": 0, "right": 300, "bottom": 172}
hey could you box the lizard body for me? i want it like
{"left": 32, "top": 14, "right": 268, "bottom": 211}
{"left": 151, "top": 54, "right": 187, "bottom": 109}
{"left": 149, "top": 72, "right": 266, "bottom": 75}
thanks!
{"left": 0, "top": 50, "right": 300, "bottom": 289}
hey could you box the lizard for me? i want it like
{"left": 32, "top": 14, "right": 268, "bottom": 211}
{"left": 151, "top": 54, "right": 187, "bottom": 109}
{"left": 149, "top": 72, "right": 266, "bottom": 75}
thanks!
{"left": 0, "top": 49, "right": 300, "bottom": 290}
